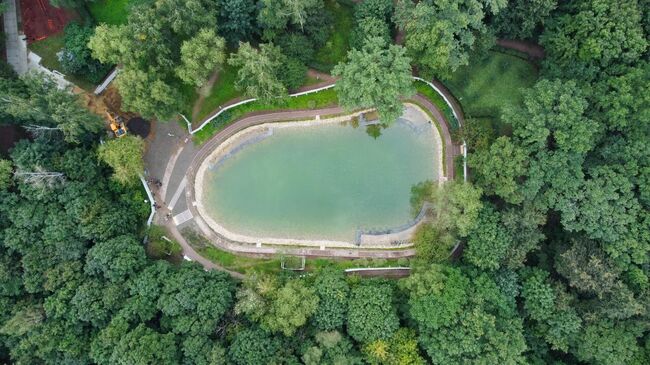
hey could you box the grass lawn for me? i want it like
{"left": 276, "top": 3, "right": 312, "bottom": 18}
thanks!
{"left": 312, "top": 0, "right": 354, "bottom": 72}
{"left": 28, "top": 34, "right": 65, "bottom": 71}
{"left": 87, "top": 0, "right": 131, "bottom": 25}
{"left": 414, "top": 80, "right": 459, "bottom": 130}
{"left": 28, "top": 34, "right": 95, "bottom": 90}
{"left": 192, "top": 87, "right": 339, "bottom": 144}
{"left": 201, "top": 247, "right": 283, "bottom": 274}
{"left": 445, "top": 50, "right": 538, "bottom": 119}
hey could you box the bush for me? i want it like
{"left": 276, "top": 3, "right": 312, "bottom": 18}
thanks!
{"left": 60, "top": 23, "right": 111, "bottom": 84}
{"left": 278, "top": 58, "right": 307, "bottom": 90}
{"left": 349, "top": 17, "right": 391, "bottom": 50}
{"left": 278, "top": 33, "right": 315, "bottom": 63}
{"left": 354, "top": 0, "right": 393, "bottom": 22}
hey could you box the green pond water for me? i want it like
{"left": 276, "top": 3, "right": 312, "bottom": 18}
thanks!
{"left": 202, "top": 122, "right": 438, "bottom": 241}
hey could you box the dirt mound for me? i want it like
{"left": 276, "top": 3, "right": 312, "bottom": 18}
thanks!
{"left": 0, "top": 125, "right": 29, "bottom": 157}
{"left": 127, "top": 118, "right": 151, "bottom": 138}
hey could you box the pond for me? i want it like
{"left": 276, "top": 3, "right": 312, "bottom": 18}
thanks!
{"left": 198, "top": 109, "right": 440, "bottom": 244}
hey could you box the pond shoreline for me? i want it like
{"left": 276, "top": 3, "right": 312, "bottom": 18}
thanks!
{"left": 193, "top": 106, "right": 443, "bottom": 249}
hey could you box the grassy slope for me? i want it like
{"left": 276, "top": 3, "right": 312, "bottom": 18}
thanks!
{"left": 192, "top": 88, "right": 339, "bottom": 144}
{"left": 312, "top": 0, "right": 354, "bottom": 72}
{"left": 192, "top": 64, "right": 242, "bottom": 121}
{"left": 87, "top": 0, "right": 131, "bottom": 25}
{"left": 28, "top": 34, "right": 95, "bottom": 90}
{"left": 445, "top": 50, "right": 538, "bottom": 119}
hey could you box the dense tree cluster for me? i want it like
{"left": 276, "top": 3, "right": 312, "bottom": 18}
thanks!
{"left": 59, "top": 23, "right": 112, "bottom": 84}
{"left": 395, "top": 0, "right": 506, "bottom": 79}
{"left": 333, "top": 36, "right": 414, "bottom": 124}
{"left": 1, "top": 0, "right": 649, "bottom": 363}
{"left": 88, "top": 0, "right": 227, "bottom": 119}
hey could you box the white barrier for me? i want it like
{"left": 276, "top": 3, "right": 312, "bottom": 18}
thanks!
{"left": 344, "top": 267, "right": 411, "bottom": 273}
{"left": 94, "top": 68, "right": 120, "bottom": 95}
{"left": 184, "top": 83, "right": 337, "bottom": 134}
{"left": 185, "top": 78, "right": 467, "bottom": 181}
{"left": 140, "top": 175, "right": 156, "bottom": 227}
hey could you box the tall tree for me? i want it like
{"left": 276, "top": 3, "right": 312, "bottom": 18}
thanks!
{"left": 491, "top": 0, "right": 557, "bottom": 39}
{"left": 176, "top": 28, "right": 226, "bottom": 87}
{"left": 312, "top": 269, "right": 349, "bottom": 331}
{"left": 85, "top": 235, "right": 147, "bottom": 283}
{"left": 395, "top": 0, "right": 507, "bottom": 78}
{"left": 346, "top": 283, "right": 399, "bottom": 343}
{"left": 0, "top": 159, "right": 12, "bottom": 191}
{"left": 401, "top": 265, "right": 527, "bottom": 364}
{"left": 115, "top": 69, "right": 182, "bottom": 120}
{"left": 258, "top": 0, "right": 324, "bottom": 38}
{"left": 228, "top": 42, "right": 288, "bottom": 102}
{"left": 429, "top": 182, "right": 483, "bottom": 237}
{"left": 540, "top": 0, "right": 647, "bottom": 80}
{"left": 59, "top": 23, "right": 111, "bottom": 84}
{"left": 468, "top": 136, "right": 527, "bottom": 204}
{"left": 228, "top": 328, "right": 282, "bottom": 365}
{"left": 0, "top": 75, "right": 103, "bottom": 144}
{"left": 333, "top": 37, "right": 414, "bottom": 124}
{"left": 217, "top": 0, "right": 258, "bottom": 46}
{"left": 97, "top": 135, "right": 145, "bottom": 185}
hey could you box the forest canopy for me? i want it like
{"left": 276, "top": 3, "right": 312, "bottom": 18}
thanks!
{"left": 1, "top": 0, "right": 649, "bottom": 364}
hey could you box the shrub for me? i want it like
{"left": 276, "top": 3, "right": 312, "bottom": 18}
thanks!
{"left": 60, "top": 23, "right": 111, "bottom": 84}
{"left": 278, "top": 58, "right": 307, "bottom": 90}
{"left": 278, "top": 33, "right": 315, "bottom": 63}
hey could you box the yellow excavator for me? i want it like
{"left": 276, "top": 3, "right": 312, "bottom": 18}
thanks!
{"left": 106, "top": 112, "right": 127, "bottom": 138}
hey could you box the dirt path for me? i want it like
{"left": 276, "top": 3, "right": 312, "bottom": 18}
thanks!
{"left": 306, "top": 69, "right": 336, "bottom": 83}
{"left": 497, "top": 39, "right": 545, "bottom": 59}
{"left": 190, "top": 69, "right": 221, "bottom": 121}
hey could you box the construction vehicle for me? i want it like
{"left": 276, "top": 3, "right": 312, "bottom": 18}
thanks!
{"left": 107, "top": 112, "right": 127, "bottom": 138}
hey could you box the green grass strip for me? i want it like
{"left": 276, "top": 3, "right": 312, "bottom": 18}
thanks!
{"left": 192, "top": 88, "right": 339, "bottom": 145}
{"left": 413, "top": 80, "right": 459, "bottom": 130}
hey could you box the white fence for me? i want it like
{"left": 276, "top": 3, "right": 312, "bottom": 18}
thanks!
{"left": 184, "top": 77, "right": 467, "bottom": 181}
{"left": 183, "top": 83, "right": 336, "bottom": 135}
{"left": 413, "top": 76, "right": 468, "bottom": 182}
{"left": 140, "top": 175, "right": 156, "bottom": 227}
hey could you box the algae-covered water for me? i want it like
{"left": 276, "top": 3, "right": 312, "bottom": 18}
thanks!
{"left": 202, "top": 122, "right": 438, "bottom": 241}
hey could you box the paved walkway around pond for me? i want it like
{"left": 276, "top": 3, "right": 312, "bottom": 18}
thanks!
{"left": 144, "top": 80, "right": 464, "bottom": 267}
